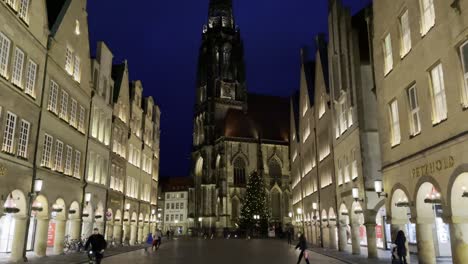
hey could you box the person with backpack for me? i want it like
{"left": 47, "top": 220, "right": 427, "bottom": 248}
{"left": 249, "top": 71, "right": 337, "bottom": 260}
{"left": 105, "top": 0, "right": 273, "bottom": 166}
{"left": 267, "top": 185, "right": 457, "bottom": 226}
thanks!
{"left": 394, "top": 230, "right": 408, "bottom": 264}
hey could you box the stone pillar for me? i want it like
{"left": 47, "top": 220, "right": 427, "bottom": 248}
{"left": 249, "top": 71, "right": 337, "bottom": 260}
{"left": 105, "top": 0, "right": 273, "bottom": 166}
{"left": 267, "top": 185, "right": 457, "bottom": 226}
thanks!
{"left": 138, "top": 224, "right": 144, "bottom": 243}
{"left": 81, "top": 220, "right": 93, "bottom": 238}
{"left": 329, "top": 224, "right": 338, "bottom": 250}
{"left": 322, "top": 225, "right": 330, "bottom": 248}
{"left": 95, "top": 221, "right": 105, "bottom": 235}
{"left": 338, "top": 224, "right": 347, "bottom": 251}
{"left": 69, "top": 219, "right": 81, "bottom": 240}
{"left": 130, "top": 224, "right": 137, "bottom": 245}
{"left": 10, "top": 216, "right": 27, "bottom": 262}
{"left": 351, "top": 224, "right": 361, "bottom": 255}
{"left": 365, "top": 223, "right": 378, "bottom": 258}
{"left": 34, "top": 218, "right": 49, "bottom": 257}
{"left": 450, "top": 222, "right": 468, "bottom": 264}
{"left": 143, "top": 224, "right": 149, "bottom": 240}
{"left": 311, "top": 225, "right": 316, "bottom": 245}
{"left": 416, "top": 223, "right": 436, "bottom": 264}
{"left": 123, "top": 223, "right": 130, "bottom": 242}
{"left": 106, "top": 222, "right": 113, "bottom": 241}
{"left": 53, "top": 219, "right": 66, "bottom": 254}
{"left": 113, "top": 223, "right": 122, "bottom": 244}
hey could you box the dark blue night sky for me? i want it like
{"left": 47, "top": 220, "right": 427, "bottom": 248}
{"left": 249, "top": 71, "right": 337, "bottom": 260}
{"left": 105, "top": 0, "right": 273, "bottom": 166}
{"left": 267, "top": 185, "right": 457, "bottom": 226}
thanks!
{"left": 87, "top": 0, "right": 371, "bottom": 178}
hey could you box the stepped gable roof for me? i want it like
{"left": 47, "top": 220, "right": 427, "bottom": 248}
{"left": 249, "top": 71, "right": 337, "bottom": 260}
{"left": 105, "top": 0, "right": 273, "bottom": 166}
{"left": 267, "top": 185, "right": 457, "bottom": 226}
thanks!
{"left": 111, "top": 62, "right": 126, "bottom": 103}
{"left": 290, "top": 90, "right": 301, "bottom": 141}
{"left": 46, "top": 0, "right": 70, "bottom": 36}
{"left": 222, "top": 93, "right": 290, "bottom": 142}
{"left": 315, "top": 34, "right": 329, "bottom": 92}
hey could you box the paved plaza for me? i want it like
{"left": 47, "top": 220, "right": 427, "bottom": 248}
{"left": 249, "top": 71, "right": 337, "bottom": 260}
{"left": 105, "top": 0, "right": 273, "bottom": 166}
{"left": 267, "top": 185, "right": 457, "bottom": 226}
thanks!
{"left": 102, "top": 238, "right": 346, "bottom": 264}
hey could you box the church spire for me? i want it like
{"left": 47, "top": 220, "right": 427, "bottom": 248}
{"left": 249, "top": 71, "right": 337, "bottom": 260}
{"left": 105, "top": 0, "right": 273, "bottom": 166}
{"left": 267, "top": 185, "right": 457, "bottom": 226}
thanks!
{"left": 208, "top": 0, "right": 234, "bottom": 29}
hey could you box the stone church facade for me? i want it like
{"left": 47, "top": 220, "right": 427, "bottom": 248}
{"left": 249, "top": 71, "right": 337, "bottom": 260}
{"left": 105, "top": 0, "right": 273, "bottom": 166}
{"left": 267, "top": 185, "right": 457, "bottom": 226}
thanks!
{"left": 189, "top": 0, "right": 292, "bottom": 232}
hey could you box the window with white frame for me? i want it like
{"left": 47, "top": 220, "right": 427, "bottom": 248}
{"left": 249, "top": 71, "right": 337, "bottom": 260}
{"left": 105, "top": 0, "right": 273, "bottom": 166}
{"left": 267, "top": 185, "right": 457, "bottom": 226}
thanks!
{"left": 420, "top": 0, "right": 435, "bottom": 36}
{"left": 17, "top": 119, "right": 30, "bottom": 158}
{"left": 48, "top": 81, "right": 59, "bottom": 114}
{"left": 389, "top": 100, "right": 401, "bottom": 146}
{"left": 73, "top": 55, "right": 81, "bottom": 83}
{"left": 78, "top": 105, "right": 85, "bottom": 133}
{"left": 91, "top": 107, "right": 99, "bottom": 138}
{"left": 429, "top": 64, "right": 447, "bottom": 124}
{"left": 2, "top": 112, "right": 17, "bottom": 153}
{"left": 73, "top": 150, "right": 81, "bottom": 178}
{"left": 53, "top": 140, "right": 63, "bottom": 172}
{"left": 337, "top": 159, "right": 343, "bottom": 186}
{"left": 24, "top": 60, "right": 37, "bottom": 97}
{"left": 400, "top": 10, "right": 411, "bottom": 57}
{"left": 0, "top": 33, "right": 11, "bottom": 78}
{"left": 6, "top": 0, "right": 17, "bottom": 10}
{"left": 64, "top": 145, "right": 73, "bottom": 175}
{"left": 351, "top": 149, "right": 358, "bottom": 180}
{"left": 18, "top": 0, "right": 29, "bottom": 23}
{"left": 318, "top": 94, "right": 326, "bottom": 118}
{"left": 65, "top": 47, "right": 73, "bottom": 75}
{"left": 87, "top": 152, "right": 95, "bottom": 181}
{"left": 59, "top": 91, "right": 69, "bottom": 121}
{"left": 347, "top": 106, "right": 353, "bottom": 128}
{"left": 344, "top": 157, "right": 350, "bottom": 183}
{"left": 41, "top": 134, "right": 53, "bottom": 168}
{"left": 383, "top": 34, "right": 393, "bottom": 75}
{"left": 101, "top": 158, "right": 107, "bottom": 184}
{"left": 407, "top": 85, "right": 421, "bottom": 135}
{"left": 340, "top": 97, "right": 348, "bottom": 134}
{"left": 11, "top": 48, "right": 25, "bottom": 87}
{"left": 70, "top": 99, "right": 77, "bottom": 127}
{"left": 459, "top": 41, "right": 468, "bottom": 107}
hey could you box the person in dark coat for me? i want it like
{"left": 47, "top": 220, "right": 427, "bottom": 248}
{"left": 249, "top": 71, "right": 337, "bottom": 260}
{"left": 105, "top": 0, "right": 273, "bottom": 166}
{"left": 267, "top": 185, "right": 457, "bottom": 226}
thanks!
{"left": 287, "top": 229, "right": 292, "bottom": 245}
{"left": 295, "top": 234, "right": 310, "bottom": 264}
{"left": 394, "top": 230, "right": 407, "bottom": 264}
{"left": 85, "top": 228, "right": 107, "bottom": 264}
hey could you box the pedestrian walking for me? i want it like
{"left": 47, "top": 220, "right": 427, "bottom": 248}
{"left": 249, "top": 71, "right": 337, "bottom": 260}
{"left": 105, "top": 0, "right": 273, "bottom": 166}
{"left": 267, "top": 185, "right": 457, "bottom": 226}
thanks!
{"left": 295, "top": 234, "right": 310, "bottom": 264}
{"left": 145, "top": 233, "right": 153, "bottom": 252}
{"left": 287, "top": 228, "right": 292, "bottom": 245}
{"left": 166, "top": 230, "right": 170, "bottom": 240}
{"left": 394, "top": 230, "right": 408, "bottom": 264}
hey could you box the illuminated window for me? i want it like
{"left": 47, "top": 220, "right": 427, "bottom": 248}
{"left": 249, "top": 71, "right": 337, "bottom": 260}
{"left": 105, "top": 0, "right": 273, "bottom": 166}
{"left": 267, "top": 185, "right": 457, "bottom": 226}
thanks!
{"left": 459, "top": 41, "right": 468, "bottom": 107}
{"left": 429, "top": 64, "right": 447, "bottom": 124}
{"left": 0, "top": 33, "right": 11, "bottom": 78}
{"left": 48, "top": 81, "right": 59, "bottom": 114}
{"left": 400, "top": 10, "right": 411, "bottom": 57}
{"left": 2, "top": 112, "right": 17, "bottom": 153}
{"left": 407, "top": 85, "right": 421, "bottom": 135}
{"left": 17, "top": 119, "right": 30, "bottom": 158}
{"left": 75, "top": 20, "right": 81, "bottom": 35}
{"left": 41, "top": 134, "right": 53, "bottom": 168}
{"left": 53, "top": 140, "right": 64, "bottom": 172}
{"left": 18, "top": 0, "right": 29, "bottom": 23}
{"left": 11, "top": 48, "right": 25, "bottom": 88}
{"left": 383, "top": 34, "right": 393, "bottom": 75}
{"left": 388, "top": 100, "right": 401, "bottom": 146}
{"left": 25, "top": 60, "right": 37, "bottom": 97}
{"left": 420, "top": 0, "right": 435, "bottom": 36}
{"left": 64, "top": 145, "right": 73, "bottom": 175}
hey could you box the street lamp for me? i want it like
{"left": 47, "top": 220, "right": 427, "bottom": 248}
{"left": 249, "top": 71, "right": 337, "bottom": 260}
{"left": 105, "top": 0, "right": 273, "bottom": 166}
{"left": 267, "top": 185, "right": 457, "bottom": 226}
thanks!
{"left": 125, "top": 203, "right": 130, "bottom": 211}
{"left": 463, "top": 186, "right": 468, "bottom": 198}
{"left": 288, "top": 212, "right": 293, "bottom": 218}
{"left": 85, "top": 192, "right": 92, "bottom": 204}
{"left": 374, "top": 180, "right": 388, "bottom": 198}
{"left": 352, "top": 187, "right": 364, "bottom": 202}
{"left": 151, "top": 209, "right": 156, "bottom": 215}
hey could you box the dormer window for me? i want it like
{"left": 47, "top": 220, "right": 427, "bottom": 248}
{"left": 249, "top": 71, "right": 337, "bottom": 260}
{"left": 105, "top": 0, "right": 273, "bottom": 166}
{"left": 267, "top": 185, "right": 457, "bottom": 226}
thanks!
{"left": 75, "top": 20, "right": 81, "bottom": 35}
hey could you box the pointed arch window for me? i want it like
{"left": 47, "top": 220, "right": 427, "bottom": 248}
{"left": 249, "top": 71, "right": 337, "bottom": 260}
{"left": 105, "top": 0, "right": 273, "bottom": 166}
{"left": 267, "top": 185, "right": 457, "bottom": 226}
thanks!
{"left": 233, "top": 158, "right": 246, "bottom": 186}
{"left": 269, "top": 160, "right": 282, "bottom": 183}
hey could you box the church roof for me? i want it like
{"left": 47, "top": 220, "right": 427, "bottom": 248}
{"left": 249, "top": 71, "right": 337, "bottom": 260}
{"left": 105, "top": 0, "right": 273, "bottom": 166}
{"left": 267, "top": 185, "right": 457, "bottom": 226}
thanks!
{"left": 222, "top": 93, "right": 289, "bottom": 142}
{"left": 160, "top": 177, "right": 193, "bottom": 192}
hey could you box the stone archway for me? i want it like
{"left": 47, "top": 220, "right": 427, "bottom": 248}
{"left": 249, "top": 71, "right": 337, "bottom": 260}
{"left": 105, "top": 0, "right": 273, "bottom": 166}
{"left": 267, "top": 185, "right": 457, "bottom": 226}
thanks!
{"left": 113, "top": 210, "right": 122, "bottom": 245}
{"left": 0, "top": 190, "right": 27, "bottom": 262}
{"left": 449, "top": 172, "right": 468, "bottom": 264}
{"left": 104, "top": 208, "right": 114, "bottom": 241}
{"left": 416, "top": 182, "right": 451, "bottom": 263}
{"left": 81, "top": 201, "right": 94, "bottom": 238}
{"left": 390, "top": 189, "right": 412, "bottom": 261}
{"left": 321, "top": 209, "right": 330, "bottom": 248}
{"left": 67, "top": 201, "right": 81, "bottom": 240}
{"left": 270, "top": 188, "right": 281, "bottom": 220}
{"left": 130, "top": 212, "right": 138, "bottom": 245}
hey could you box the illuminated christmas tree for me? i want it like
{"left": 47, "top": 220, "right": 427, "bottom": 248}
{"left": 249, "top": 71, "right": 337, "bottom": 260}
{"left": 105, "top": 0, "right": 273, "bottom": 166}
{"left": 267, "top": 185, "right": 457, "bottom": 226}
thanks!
{"left": 240, "top": 170, "right": 269, "bottom": 235}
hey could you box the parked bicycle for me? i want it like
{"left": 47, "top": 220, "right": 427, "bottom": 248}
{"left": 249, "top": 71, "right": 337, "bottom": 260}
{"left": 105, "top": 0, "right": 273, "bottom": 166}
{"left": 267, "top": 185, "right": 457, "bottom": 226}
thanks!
{"left": 64, "top": 235, "right": 85, "bottom": 253}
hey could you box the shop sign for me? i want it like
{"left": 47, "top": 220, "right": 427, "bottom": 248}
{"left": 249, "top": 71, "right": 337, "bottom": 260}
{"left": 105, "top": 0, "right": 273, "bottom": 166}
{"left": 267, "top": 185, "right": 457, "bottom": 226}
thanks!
{"left": 0, "top": 165, "right": 6, "bottom": 176}
{"left": 47, "top": 222, "right": 56, "bottom": 247}
{"left": 411, "top": 156, "right": 454, "bottom": 179}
